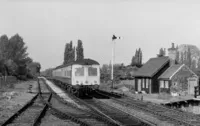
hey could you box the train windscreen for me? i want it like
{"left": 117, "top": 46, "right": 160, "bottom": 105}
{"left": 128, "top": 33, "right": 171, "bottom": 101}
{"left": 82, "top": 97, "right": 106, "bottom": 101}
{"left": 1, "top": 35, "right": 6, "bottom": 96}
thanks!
{"left": 75, "top": 67, "right": 84, "bottom": 76}
{"left": 88, "top": 67, "right": 97, "bottom": 76}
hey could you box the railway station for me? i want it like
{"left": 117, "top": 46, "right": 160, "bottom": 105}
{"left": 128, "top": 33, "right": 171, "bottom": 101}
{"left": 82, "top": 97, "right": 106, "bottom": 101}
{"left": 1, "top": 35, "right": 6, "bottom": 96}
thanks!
{"left": 1, "top": 1, "right": 200, "bottom": 126}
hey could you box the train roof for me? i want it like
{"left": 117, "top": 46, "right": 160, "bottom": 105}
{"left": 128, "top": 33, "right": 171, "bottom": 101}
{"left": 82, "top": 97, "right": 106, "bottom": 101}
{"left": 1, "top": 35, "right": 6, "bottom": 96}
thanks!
{"left": 54, "top": 58, "right": 100, "bottom": 70}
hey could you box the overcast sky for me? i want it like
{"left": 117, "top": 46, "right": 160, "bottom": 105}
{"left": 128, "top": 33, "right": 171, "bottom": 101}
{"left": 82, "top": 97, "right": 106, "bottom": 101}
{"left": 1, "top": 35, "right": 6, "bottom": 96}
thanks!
{"left": 1, "top": 0, "right": 200, "bottom": 70}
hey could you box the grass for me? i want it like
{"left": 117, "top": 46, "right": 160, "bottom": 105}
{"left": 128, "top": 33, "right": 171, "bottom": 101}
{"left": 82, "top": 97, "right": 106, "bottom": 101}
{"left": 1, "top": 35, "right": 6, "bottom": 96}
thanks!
{"left": 100, "top": 81, "right": 135, "bottom": 94}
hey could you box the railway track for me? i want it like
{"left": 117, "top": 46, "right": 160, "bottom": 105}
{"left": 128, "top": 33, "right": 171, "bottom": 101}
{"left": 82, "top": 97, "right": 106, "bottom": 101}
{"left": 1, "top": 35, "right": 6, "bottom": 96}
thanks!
{"left": 38, "top": 78, "right": 92, "bottom": 126}
{"left": 96, "top": 89, "right": 200, "bottom": 125}
{"left": 109, "top": 97, "right": 200, "bottom": 126}
{"left": 62, "top": 89, "right": 156, "bottom": 126}
{"left": 43, "top": 77, "right": 200, "bottom": 125}
{"left": 40, "top": 78, "right": 122, "bottom": 126}
{"left": 2, "top": 93, "right": 52, "bottom": 126}
{"left": 45, "top": 77, "right": 158, "bottom": 126}
{"left": 126, "top": 97, "right": 200, "bottom": 121}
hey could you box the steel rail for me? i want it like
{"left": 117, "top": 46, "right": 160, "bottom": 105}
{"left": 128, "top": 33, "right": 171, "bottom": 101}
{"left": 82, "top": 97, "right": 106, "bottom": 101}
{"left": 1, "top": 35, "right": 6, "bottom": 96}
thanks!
{"left": 1, "top": 93, "right": 39, "bottom": 126}
{"left": 95, "top": 91, "right": 157, "bottom": 126}
{"left": 125, "top": 97, "right": 200, "bottom": 120}
{"left": 112, "top": 98, "right": 197, "bottom": 126}
{"left": 43, "top": 77, "right": 123, "bottom": 126}
{"left": 38, "top": 78, "right": 92, "bottom": 126}
{"left": 32, "top": 93, "right": 52, "bottom": 126}
{"left": 93, "top": 97, "right": 157, "bottom": 126}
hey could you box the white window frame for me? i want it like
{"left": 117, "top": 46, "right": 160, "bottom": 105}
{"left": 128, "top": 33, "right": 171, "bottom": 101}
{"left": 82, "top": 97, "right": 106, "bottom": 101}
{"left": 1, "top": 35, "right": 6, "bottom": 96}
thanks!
{"left": 160, "top": 80, "right": 164, "bottom": 88}
{"left": 165, "top": 81, "right": 169, "bottom": 88}
{"left": 146, "top": 79, "right": 149, "bottom": 88}
{"left": 142, "top": 78, "right": 145, "bottom": 88}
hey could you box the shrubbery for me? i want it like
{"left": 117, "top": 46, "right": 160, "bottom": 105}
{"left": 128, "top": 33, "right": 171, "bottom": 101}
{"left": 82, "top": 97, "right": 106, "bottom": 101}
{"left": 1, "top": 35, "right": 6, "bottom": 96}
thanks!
{"left": 0, "top": 34, "right": 41, "bottom": 80}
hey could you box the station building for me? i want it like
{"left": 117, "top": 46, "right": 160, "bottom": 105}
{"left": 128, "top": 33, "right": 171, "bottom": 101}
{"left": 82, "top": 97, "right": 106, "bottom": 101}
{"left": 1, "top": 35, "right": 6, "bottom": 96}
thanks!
{"left": 134, "top": 43, "right": 199, "bottom": 95}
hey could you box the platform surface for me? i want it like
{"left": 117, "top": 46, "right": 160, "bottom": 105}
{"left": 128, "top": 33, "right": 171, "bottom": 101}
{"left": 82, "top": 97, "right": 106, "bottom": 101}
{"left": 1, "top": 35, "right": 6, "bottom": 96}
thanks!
{"left": 41, "top": 77, "right": 82, "bottom": 108}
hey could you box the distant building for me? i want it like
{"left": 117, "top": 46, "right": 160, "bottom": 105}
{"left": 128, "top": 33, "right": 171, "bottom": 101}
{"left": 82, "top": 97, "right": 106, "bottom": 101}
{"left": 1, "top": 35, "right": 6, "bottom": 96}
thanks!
{"left": 134, "top": 43, "right": 199, "bottom": 95}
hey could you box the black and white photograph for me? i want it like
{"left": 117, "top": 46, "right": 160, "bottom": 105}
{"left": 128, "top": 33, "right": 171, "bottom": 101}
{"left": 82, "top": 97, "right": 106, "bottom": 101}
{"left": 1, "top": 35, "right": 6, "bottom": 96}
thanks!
{"left": 0, "top": 0, "right": 200, "bottom": 126}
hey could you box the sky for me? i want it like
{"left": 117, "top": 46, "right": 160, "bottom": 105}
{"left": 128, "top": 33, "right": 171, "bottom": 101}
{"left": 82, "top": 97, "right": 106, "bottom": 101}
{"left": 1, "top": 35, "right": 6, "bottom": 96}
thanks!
{"left": 1, "top": 0, "right": 200, "bottom": 70}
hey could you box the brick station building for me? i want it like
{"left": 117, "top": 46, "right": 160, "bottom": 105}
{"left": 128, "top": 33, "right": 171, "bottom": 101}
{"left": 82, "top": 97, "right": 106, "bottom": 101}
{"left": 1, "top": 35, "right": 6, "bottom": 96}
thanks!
{"left": 134, "top": 43, "right": 199, "bottom": 95}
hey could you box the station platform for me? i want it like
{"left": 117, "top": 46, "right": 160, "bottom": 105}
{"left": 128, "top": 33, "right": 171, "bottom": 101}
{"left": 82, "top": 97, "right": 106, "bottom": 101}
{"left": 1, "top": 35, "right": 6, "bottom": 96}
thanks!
{"left": 163, "top": 97, "right": 200, "bottom": 106}
{"left": 123, "top": 93, "right": 200, "bottom": 104}
{"left": 39, "top": 77, "right": 81, "bottom": 108}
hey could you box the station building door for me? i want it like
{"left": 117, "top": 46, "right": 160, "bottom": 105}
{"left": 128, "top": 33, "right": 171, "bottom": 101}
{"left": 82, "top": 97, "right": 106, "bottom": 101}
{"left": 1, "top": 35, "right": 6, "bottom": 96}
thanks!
{"left": 188, "top": 77, "right": 198, "bottom": 95}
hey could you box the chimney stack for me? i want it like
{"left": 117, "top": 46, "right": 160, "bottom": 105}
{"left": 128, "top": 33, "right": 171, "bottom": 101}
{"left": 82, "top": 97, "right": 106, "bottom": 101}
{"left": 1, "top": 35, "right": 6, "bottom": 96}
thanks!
{"left": 168, "top": 43, "right": 177, "bottom": 66}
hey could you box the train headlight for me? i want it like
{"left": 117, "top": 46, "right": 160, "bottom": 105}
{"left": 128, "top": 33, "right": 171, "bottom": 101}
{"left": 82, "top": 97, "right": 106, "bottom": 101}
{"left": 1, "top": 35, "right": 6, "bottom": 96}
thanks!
{"left": 85, "top": 80, "right": 88, "bottom": 84}
{"left": 94, "top": 81, "right": 97, "bottom": 83}
{"left": 76, "top": 81, "right": 79, "bottom": 84}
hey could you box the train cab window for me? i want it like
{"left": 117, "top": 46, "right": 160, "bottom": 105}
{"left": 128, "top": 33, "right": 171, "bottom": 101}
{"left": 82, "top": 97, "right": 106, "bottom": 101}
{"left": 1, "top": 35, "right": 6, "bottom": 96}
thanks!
{"left": 88, "top": 67, "right": 97, "bottom": 76}
{"left": 75, "top": 67, "right": 84, "bottom": 76}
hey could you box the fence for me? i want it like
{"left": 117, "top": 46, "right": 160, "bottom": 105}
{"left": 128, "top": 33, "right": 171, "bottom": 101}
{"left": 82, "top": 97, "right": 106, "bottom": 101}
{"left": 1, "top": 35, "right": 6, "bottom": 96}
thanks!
{"left": 0, "top": 76, "right": 18, "bottom": 88}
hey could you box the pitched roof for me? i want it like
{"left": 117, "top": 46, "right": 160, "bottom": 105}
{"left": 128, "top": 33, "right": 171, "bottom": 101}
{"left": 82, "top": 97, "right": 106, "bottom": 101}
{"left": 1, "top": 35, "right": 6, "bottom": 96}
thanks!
{"left": 55, "top": 58, "right": 99, "bottom": 70}
{"left": 159, "top": 64, "right": 198, "bottom": 79}
{"left": 134, "top": 56, "right": 169, "bottom": 77}
{"left": 158, "top": 64, "right": 184, "bottom": 79}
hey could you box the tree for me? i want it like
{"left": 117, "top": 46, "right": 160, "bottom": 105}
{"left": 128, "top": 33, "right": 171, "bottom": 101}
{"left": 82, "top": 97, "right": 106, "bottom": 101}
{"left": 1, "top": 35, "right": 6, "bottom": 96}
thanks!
{"left": 138, "top": 48, "right": 142, "bottom": 65}
{"left": 157, "top": 48, "right": 165, "bottom": 57}
{"left": 76, "top": 40, "right": 84, "bottom": 61}
{"left": 130, "top": 48, "right": 142, "bottom": 67}
{"left": 0, "top": 35, "right": 9, "bottom": 60}
{"left": 7, "top": 34, "right": 28, "bottom": 63}
{"left": 69, "top": 41, "right": 75, "bottom": 62}
{"left": 4, "top": 59, "right": 18, "bottom": 75}
{"left": 63, "top": 43, "right": 70, "bottom": 64}
{"left": 27, "top": 62, "right": 41, "bottom": 78}
{"left": 63, "top": 41, "right": 75, "bottom": 64}
{"left": 187, "top": 47, "right": 192, "bottom": 68}
{"left": 0, "top": 34, "right": 32, "bottom": 77}
{"left": 175, "top": 50, "right": 179, "bottom": 64}
{"left": 41, "top": 68, "right": 53, "bottom": 77}
{"left": 180, "top": 52, "right": 184, "bottom": 64}
{"left": 131, "top": 56, "right": 137, "bottom": 66}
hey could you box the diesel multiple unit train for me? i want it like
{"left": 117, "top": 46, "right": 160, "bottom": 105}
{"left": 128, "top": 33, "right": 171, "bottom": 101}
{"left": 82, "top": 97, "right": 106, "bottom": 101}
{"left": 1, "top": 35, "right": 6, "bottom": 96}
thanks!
{"left": 52, "top": 59, "right": 100, "bottom": 96}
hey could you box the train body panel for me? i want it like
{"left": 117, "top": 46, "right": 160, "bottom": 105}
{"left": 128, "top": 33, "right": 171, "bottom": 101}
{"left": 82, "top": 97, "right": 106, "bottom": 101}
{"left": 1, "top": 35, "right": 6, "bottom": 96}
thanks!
{"left": 72, "top": 64, "right": 100, "bottom": 86}
{"left": 52, "top": 59, "right": 100, "bottom": 95}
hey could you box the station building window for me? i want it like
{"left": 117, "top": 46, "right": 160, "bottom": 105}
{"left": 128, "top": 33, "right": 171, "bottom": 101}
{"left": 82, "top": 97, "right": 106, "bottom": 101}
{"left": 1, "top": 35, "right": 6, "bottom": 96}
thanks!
{"left": 146, "top": 79, "right": 149, "bottom": 88}
{"left": 142, "top": 78, "right": 145, "bottom": 88}
{"left": 165, "top": 81, "right": 169, "bottom": 88}
{"left": 160, "top": 80, "right": 164, "bottom": 88}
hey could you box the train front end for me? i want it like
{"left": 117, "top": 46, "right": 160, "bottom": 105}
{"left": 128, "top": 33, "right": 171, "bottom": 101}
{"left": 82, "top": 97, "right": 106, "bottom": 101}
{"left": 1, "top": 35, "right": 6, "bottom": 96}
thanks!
{"left": 71, "top": 59, "right": 100, "bottom": 94}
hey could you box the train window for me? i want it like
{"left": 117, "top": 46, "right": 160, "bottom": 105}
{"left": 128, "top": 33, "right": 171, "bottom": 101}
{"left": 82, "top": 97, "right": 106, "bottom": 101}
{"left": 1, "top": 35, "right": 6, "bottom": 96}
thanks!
{"left": 88, "top": 67, "right": 97, "bottom": 76}
{"left": 66, "top": 70, "right": 71, "bottom": 77}
{"left": 75, "top": 67, "right": 84, "bottom": 76}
